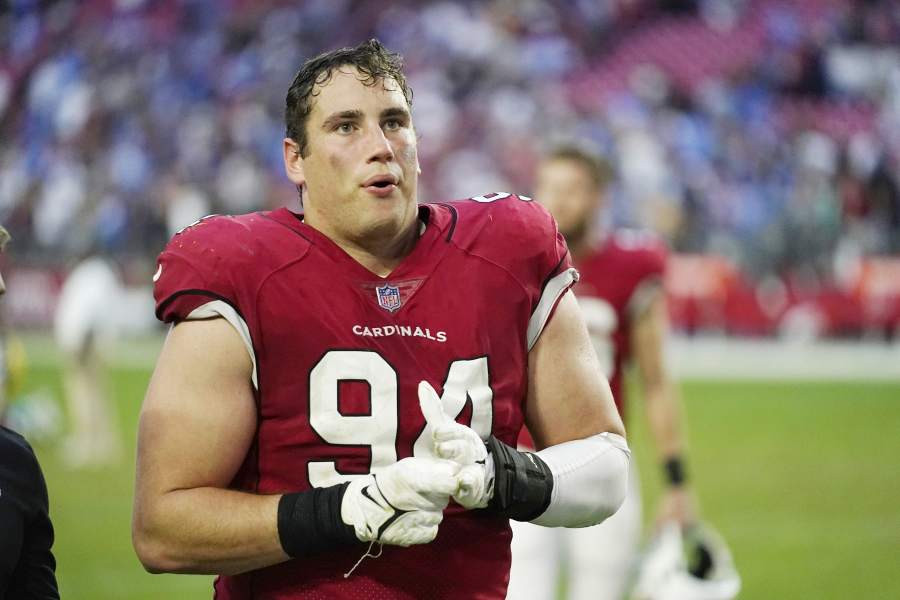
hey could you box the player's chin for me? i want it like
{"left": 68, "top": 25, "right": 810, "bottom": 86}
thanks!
{"left": 363, "top": 203, "right": 414, "bottom": 236}
{"left": 361, "top": 187, "right": 411, "bottom": 210}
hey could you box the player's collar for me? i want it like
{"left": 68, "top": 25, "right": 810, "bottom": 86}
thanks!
{"left": 265, "top": 205, "right": 453, "bottom": 282}
{"left": 289, "top": 206, "right": 427, "bottom": 236}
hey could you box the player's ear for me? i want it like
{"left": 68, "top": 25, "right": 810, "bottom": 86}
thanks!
{"left": 283, "top": 138, "right": 306, "bottom": 187}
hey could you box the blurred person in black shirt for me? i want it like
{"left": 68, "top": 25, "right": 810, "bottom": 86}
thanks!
{"left": 0, "top": 225, "right": 59, "bottom": 599}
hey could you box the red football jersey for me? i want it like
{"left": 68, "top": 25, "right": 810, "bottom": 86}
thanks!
{"left": 152, "top": 193, "right": 575, "bottom": 599}
{"left": 517, "top": 229, "right": 666, "bottom": 450}
{"left": 573, "top": 230, "right": 667, "bottom": 416}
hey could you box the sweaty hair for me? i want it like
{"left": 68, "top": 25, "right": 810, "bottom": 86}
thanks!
{"left": 285, "top": 39, "right": 413, "bottom": 158}
{"left": 545, "top": 144, "right": 613, "bottom": 192}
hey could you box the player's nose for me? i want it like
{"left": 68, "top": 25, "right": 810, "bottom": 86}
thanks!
{"left": 365, "top": 124, "right": 395, "bottom": 164}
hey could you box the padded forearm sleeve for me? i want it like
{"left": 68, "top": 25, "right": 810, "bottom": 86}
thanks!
{"left": 530, "top": 432, "right": 631, "bottom": 528}
{"left": 277, "top": 483, "right": 360, "bottom": 557}
{"left": 487, "top": 436, "right": 554, "bottom": 521}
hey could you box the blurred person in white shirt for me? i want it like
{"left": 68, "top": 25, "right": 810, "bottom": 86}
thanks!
{"left": 53, "top": 253, "right": 123, "bottom": 468}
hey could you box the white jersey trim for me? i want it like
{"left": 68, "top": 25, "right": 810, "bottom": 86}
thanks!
{"left": 626, "top": 277, "right": 663, "bottom": 320}
{"left": 527, "top": 267, "right": 579, "bottom": 351}
{"left": 186, "top": 300, "right": 258, "bottom": 389}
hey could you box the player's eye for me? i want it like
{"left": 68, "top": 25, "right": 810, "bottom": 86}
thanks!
{"left": 336, "top": 122, "right": 355, "bottom": 134}
{"left": 383, "top": 119, "right": 402, "bottom": 131}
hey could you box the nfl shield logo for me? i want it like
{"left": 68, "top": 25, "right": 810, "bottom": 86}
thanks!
{"left": 376, "top": 284, "right": 402, "bottom": 313}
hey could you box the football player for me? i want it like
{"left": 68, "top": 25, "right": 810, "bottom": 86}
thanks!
{"left": 132, "top": 40, "right": 631, "bottom": 599}
{"left": 507, "top": 145, "right": 699, "bottom": 600}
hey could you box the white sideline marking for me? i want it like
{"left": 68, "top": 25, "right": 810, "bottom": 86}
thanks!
{"left": 668, "top": 336, "right": 900, "bottom": 381}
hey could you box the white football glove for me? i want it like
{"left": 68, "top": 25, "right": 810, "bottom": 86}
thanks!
{"left": 418, "top": 380, "right": 494, "bottom": 509}
{"left": 341, "top": 456, "right": 460, "bottom": 546}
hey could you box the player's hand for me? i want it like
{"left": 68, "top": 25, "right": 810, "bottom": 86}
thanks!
{"left": 418, "top": 380, "right": 493, "bottom": 509}
{"left": 341, "top": 456, "right": 460, "bottom": 547}
{"left": 655, "top": 486, "right": 698, "bottom": 528}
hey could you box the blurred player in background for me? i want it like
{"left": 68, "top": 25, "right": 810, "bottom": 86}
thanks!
{"left": 53, "top": 253, "right": 123, "bottom": 468}
{"left": 509, "top": 145, "right": 698, "bottom": 600}
{"left": 132, "top": 40, "right": 631, "bottom": 599}
{"left": 0, "top": 225, "right": 60, "bottom": 599}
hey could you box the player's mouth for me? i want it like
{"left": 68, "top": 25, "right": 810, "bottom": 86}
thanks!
{"left": 362, "top": 174, "right": 399, "bottom": 198}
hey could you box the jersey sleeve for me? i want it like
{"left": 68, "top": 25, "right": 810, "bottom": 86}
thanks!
{"left": 521, "top": 203, "right": 578, "bottom": 351}
{"left": 453, "top": 193, "right": 578, "bottom": 351}
{"left": 617, "top": 230, "right": 668, "bottom": 318}
{"left": 152, "top": 215, "right": 259, "bottom": 387}
{"left": 154, "top": 216, "right": 237, "bottom": 320}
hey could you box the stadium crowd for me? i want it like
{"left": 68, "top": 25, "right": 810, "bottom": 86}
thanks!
{"left": 1, "top": 0, "right": 898, "bottom": 287}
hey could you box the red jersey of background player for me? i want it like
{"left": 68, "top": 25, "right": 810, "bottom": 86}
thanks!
{"left": 574, "top": 230, "right": 667, "bottom": 416}
{"left": 152, "top": 193, "right": 576, "bottom": 600}
{"left": 519, "top": 229, "right": 666, "bottom": 449}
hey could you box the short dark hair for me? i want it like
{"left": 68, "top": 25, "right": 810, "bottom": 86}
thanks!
{"left": 285, "top": 39, "right": 413, "bottom": 157}
{"left": 544, "top": 144, "right": 613, "bottom": 191}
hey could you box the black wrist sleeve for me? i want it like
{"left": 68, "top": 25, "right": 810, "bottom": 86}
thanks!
{"left": 277, "top": 483, "right": 360, "bottom": 558}
{"left": 486, "top": 435, "right": 554, "bottom": 522}
{"left": 664, "top": 456, "right": 687, "bottom": 487}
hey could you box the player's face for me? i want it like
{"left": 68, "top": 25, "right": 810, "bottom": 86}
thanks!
{"left": 535, "top": 158, "right": 602, "bottom": 239}
{"left": 286, "top": 67, "right": 419, "bottom": 247}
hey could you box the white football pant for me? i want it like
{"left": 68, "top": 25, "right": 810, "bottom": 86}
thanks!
{"left": 507, "top": 461, "right": 641, "bottom": 600}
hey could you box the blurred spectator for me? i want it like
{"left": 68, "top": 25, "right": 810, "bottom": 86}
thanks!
{"left": 0, "top": 0, "right": 897, "bottom": 295}
{"left": 53, "top": 254, "right": 123, "bottom": 469}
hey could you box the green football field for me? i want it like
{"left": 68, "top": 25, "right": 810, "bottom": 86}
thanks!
{"left": 16, "top": 358, "right": 900, "bottom": 599}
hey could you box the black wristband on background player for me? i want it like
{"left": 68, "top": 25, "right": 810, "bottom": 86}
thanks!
{"left": 277, "top": 482, "right": 360, "bottom": 558}
{"left": 663, "top": 456, "right": 687, "bottom": 487}
{"left": 486, "top": 435, "right": 554, "bottom": 522}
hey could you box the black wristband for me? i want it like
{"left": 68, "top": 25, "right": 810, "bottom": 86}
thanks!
{"left": 277, "top": 483, "right": 360, "bottom": 558}
{"left": 487, "top": 435, "right": 554, "bottom": 522}
{"left": 663, "top": 456, "right": 687, "bottom": 487}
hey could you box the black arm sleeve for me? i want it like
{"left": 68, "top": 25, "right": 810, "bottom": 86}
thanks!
{"left": 486, "top": 435, "right": 554, "bottom": 522}
{"left": 277, "top": 483, "right": 360, "bottom": 558}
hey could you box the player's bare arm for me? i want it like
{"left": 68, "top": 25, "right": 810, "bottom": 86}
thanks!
{"left": 632, "top": 290, "right": 681, "bottom": 457}
{"left": 631, "top": 289, "right": 698, "bottom": 525}
{"left": 525, "top": 290, "right": 624, "bottom": 448}
{"left": 132, "top": 318, "right": 285, "bottom": 575}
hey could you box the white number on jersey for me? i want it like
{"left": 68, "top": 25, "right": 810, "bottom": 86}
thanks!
{"left": 470, "top": 192, "right": 533, "bottom": 203}
{"left": 412, "top": 356, "right": 492, "bottom": 457}
{"left": 308, "top": 350, "right": 399, "bottom": 487}
{"left": 578, "top": 297, "right": 618, "bottom": 379}
{"left": 307, "top": 351, "right": 493, "bottom": 487}
{"left": 471, "top": 192, "right": 511, "bottom": 203}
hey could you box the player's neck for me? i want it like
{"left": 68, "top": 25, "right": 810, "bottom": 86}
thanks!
{"left": 305, "top": 213, "right": 421, "bottom": 278}
{"left": 341, "top": 228, "right": 419, "bottom": 278}
{"left": 564, "top": 225, "right": 591, "bottom": 260}
{"left": 565, "top": 221, "right": 607, "bottom": 260}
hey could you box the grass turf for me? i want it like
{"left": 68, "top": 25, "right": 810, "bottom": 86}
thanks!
{"left": 17, "top": 363, "right": 900, "bottom": 599}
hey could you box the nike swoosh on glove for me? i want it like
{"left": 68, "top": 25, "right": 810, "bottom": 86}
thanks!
{"left": 418, "top": 380, "right": 494, "bottom": 509}
{"left": 341, "top": 456, "right": 460, "bottom": 546}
